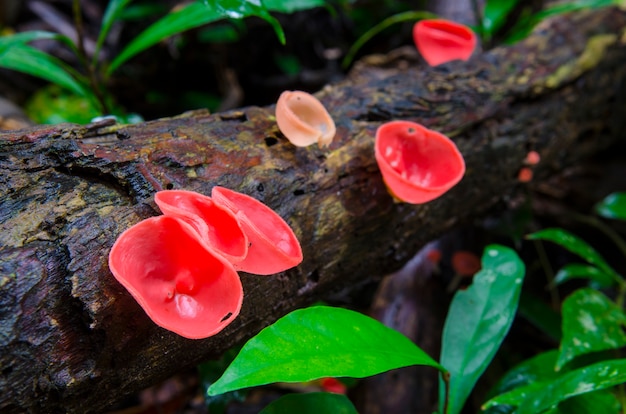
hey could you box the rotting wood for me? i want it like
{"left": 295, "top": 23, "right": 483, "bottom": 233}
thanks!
{"left": 1, "top": 7, "right": 626, "bottom": 413}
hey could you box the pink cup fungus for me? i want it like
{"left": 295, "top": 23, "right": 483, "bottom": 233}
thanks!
{"left": 374, "top": 120, "right": 465, "bottom": 204}
{"left": 524, "top": 150, "right": 541, "bottom": 166}
{"left": 275, "top": 90, "right": 336, "bottom": 148}
{"left": 154, "top": 190, "right": 248, "bottom": 263}
{"left": 412, "top": 19, "right": 477, "bottom": 66}
{"left": 518, "top": 167, "right": 533, "bottom": 183}
{"left": 108, "top": 215, "right": 243, "bottom": 339}
{"left": 211, "top": 186, "right": 303, "bottom": 275}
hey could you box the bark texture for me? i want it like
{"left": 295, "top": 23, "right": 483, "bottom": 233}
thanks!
{"left": 1, "top": 7, "right": 626, "bottom": 413}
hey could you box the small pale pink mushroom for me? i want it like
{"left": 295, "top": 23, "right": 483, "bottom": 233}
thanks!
{"left": 413, "top": 19, "right": 477, "bottom": 66}
{"left": 275, "top": 90, "right": 336, "bottom": 148}
{"left": 375, "top": 120, "right": 465, "bottom": 204}
{"left": 211, "top": 186, "right": 303, "bottom": 275}
{"left": 108, "top": 216, "right": 243, "bottom": 339}
{"left": 524, "top": 151, "right": 541, "bottom": 165}
{"left": 154, "top": 190, "right": 248, "bottom": 263}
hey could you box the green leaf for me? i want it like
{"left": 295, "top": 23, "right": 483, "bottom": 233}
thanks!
{"left": 488, "top": 350, "right": 560, "bottom": 397}
{"left": 483, "top": 0, "right": 521, "bottom": 35}
{"left": 553, "top": 263, "right": 615, "bottom": 288}
{"left": 259, "top": 393, "right": 358, "bottom": 414}
{"left": 439, "top": 245, "right": 526, "bottom": 414}
{"left": 595, "top": 192, "right": 626, "bottom": 221}
{"left": 483, "top": 358, "right": 626, "bottom": 414}
{"left": 527, "top": 228, "right": 620, "bottom": 281}
{"left": 94, "top": 0, "right": 134, "bottom": 64}
{"left": 0, "top": 44, "right": 90, "bottom": 97}
{"left": 262, "top": 0, "right": 326, "bottom": 13}
{"left": 108, "top": 0, "right": 285, "bottom": 75}
{"left": 208, "top": 306, "right": 444, "bottom": 396}
{"left": 556, "top": 390, "right": 621, "bottom": 414}
{"left": 556, "top": 288, "right": 626, "bottom": 370}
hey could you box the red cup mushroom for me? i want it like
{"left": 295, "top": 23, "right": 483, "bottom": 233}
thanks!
{"left": 211, "top": 186, "right": 303, "bottom": 275}
{"left": 275, "top": 90, "right": 336, "bottom": 148}
{"left": 154, "top": 190, "right": 248, "bottom": 264}
{"left": 447, "top": 250, "right": 482, "bottom": 292}
{"left": 108, "top": 215, "right": 243, "bottom": 339}
{"left": 375, "top": 120, "right": 465, "bottom": 204}
{"left": 412, "top": 19, "right": 477, "bottom": 66}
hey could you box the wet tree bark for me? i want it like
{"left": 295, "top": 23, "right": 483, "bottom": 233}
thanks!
{"left": 1, "top": 7, "right": 625, "bottom": 413}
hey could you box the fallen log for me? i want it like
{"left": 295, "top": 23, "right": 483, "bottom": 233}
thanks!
{"left": 1, "top": 7, "right": 625, "bottom": 413}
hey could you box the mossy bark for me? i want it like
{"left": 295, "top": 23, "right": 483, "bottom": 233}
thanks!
{"left": 1, "top": 7, "right": 625, "bottom": 413}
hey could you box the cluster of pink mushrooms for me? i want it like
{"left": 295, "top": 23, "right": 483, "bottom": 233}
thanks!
{"left": 276, "top": 18, "right": 475, "bottom": 203}
{"left": 109, "top": 187, "right": 302, "bottom": 339}
{"left": 108, "top": 19, "right": 514, "bottom": 338}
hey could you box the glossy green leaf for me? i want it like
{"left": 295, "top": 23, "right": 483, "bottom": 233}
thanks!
{"left": 263, "top": 0, "right": 326, "bottom": 13}
{"left": 108, "top": 0, "right": 285, "bottom": 75}
{"left": 553, "top": 263, "right": 614, "bottom": 288}
{"left": 483, "top": 0, "right": 520, "bottom": 35}
{"left": 489, "top": 350, "right": 560, "bottom": 398}
{"left": 208, "top": 306, "right": 444, "bottom": 396}
{"left": 0, "top": 44, "right": 90, "bottom": 97}
{"left": 483, "top": 358, "right": 626, "bottom": 414}
{"left": 94, "top": 0, "right": 134, "bottom": 63}
{"left": 555, "top": 390, "right": 621, "bottom": 414}
{"left": 595, "top": 192, "right": 626, "bottom": 221}
{"left": 527, "top": 228, "right": 620, "bottom": 281}
{"left": 259, "top": 393, "right": 357, "bottom": 414}
{"left": 557, "top": 288, "right": 626, "bottom": 370}
{"left": 439, "top": 245, "right": 526, "bottom": 414}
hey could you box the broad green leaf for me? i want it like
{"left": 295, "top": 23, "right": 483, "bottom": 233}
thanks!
{"left": 263, "top": 0, "right": 326, "bottom": 13}
{"left": 595, "top": 192, "right": 626, "bottom": 221}
{"left": 518, "top": 292, "right": 562, "bottom": 342}
{"left": 489, "top": 350, "right": 560, "bottom": 397}
{"left": 208, "top": 306, "right": 444, "bottom": 396}
{"left": 439, "top": 245, "right": 525, "bottom": 414}
{"left": 553, "top": 263, "right": 614, "bottom": 288}
{"left": 95, "top": 0, "right": 134, "bottom": 63}
{"left": 483, "top": 0, "right": 521, "bottom": 35}
{"left": 0, "top": 44, "right": 90, "bottom": 97}
{"left": 556, "top": 288, "right": 626, "bottom": 370}
{"left": 527, "top": 228, "right": 620, "bottom": 281}
{"left": 259, "top": 392, "right": 357, "bottom": 414}
{"left": 108, "top": 0, "right": 285, "bottom": 75}
{"left": 555, "top": 390, "right": 621, "bottom": 414}
{"left": 483, "top": 358, "right": 626, "bottom": 414}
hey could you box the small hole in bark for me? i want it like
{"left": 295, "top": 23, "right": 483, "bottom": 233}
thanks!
{"left": 308, "top": 269, "right": 320, "bottom": 283}
{"left": 257, "top": 183, "right": 264, "bottom": 192}
{"left": 2, "top": 366, "right": 13, "bottom": 376}
{"left": 220, "top": 312, "right": 233, "bottom": 322}
{"left": 165, "top": 183, "right": 174, "bottom": 190}
{"left": 219, "top": 111, "right": 247, "bottom": 122}
{"left": 293, "top": 189, "right": 305, "bottom": 196}
{"left": 264, "top": 137, "right": 278, "bottom": 147}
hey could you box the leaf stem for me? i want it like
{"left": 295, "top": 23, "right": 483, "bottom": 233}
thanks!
{"left": 73, "top": 0, "right": 110, "bottom": 114}
{"left": 341, "top": 10, "right": 438, "bottom": 69}
{"left": 442, "top": 371, "right": 451, "bottom": 414}
{"left": 533, "top": 239, "right": 560, "bottom": 309}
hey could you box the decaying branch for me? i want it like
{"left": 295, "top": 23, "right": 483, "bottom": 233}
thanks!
{"left": 1, "top": 7, "right": 625, "bottom": 413}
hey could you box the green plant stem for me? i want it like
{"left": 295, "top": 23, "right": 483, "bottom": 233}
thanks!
{"left": 470, "top": 0, "right": 484, "bottom": 40}
{"left": 533, "top": 239, "right": 560, "bottom": 309}
{"left": 341, "top": 10, "right": 438, "bottom": 69}
{"left": 73, "top": 0, "right": 110, "bottom": 114}
{"left": 569, "top": 212, "right": 626, "bottom": 288}
{"left": 442, "top": 371, "right": 450, "bottom": 414}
